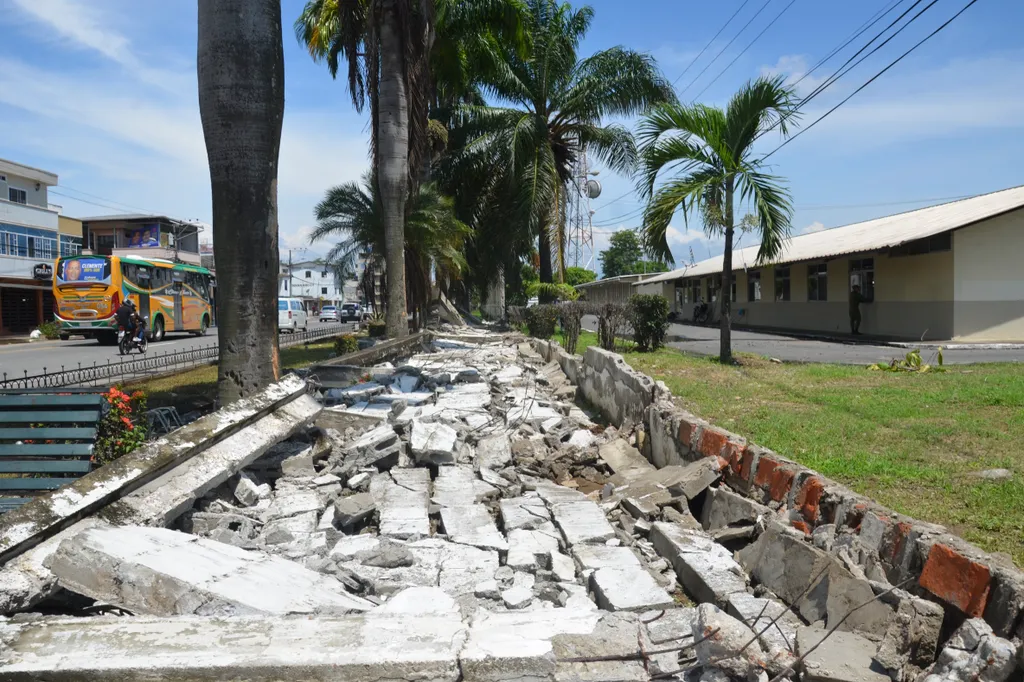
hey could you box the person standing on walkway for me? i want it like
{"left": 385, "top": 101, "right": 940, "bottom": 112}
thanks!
{"left": 849, "top": 284, "right": 866, "bottom": 335}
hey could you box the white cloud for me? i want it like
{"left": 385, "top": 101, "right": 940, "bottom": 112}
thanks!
{"left": 760, "top": 54, "right": 827, "bottom": 95}
{"left": 801, "top": 221, "right": 825, "bottom": 234}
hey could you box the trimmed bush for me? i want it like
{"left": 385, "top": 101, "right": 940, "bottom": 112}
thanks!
{"left": 525, "top": 304, "right": 558, "bottom": 339}
{"left": 334, "top": 334, "right": 359, "bottom": 355}
{"left": 597, "top": 303, "right": 629, "bottom": 351}
{"left": 628, "top": 294, "right": 669, "bottom": 351}
{"left": 558, "top": 301, "right": 587, "bottom": 355}
{"left": 37, "top": 321, "right": 61, "bottom": 340}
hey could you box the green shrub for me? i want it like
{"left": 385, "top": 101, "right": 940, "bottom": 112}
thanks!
{"left": 527, "top": 281, "right": 580, "bottom": 302}
{"left": 37, "top": 321, "right": 61, "bottom": 340}
{"left": 597, "top": 303, "right": 628, "bottom": 351}
{"left": 95, "top": 387, "right": 148, "bottom": 466}
{"left": 558, "top": 301, "right": 588, "bottom": 355}
{"left": 525, "top": 304, "right": 559, "bottom": 339}
{"left": 334, "top": 334, "right": 359, "bottom": 355}
{"left": 628, "top": 294, "right": 669, "bottom": 352}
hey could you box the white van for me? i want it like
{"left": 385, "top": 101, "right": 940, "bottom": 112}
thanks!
{"left": 278, "top": 298, "right": 308, "bottom": 333}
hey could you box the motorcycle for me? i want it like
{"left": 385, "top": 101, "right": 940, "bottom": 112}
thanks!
{"left": 118, "top": 323, "right": 148, "bottom": 356}
{"left": 693, "top": 299, "right": 710, "bottom": 325}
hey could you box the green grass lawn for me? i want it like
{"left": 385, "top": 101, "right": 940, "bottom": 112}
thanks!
{"left": 134, "top": 341, "right": 337, "bottom": 411}
{"left": 574, "top": 331, "right": 1024, "bottom": 565}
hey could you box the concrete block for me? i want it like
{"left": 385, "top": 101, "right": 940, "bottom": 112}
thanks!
{"left": 599, "top": 438, "right": 656, "bottom": 483}
{"left": 410, "top": 420, "right": 459, "bottom": 465}
{"left": 432, "top": 465, "right": 499, "bottom": 507}
{"left": 590, "top": 566, "right": 675, "bottom": 612}
{"left": 337, "top": 423, "right": 402, "bottom": 475}
{"left": 439, "top": 505, "right": 508, "bottom": 552}
{"left": 506, "top": 528, "right": 561, "bottom": 572}
{"left": 0, "top": 613, "right": 465, "bottom": 681}
{"left": 475, "top": 434, "right": 512, "bottom": 471}
{"left": 694, "top": 604, "right": 768, "bottom": 681}
{"left": 875, "top": 595, "right": 944, "bottom": 674}
{"left": 45, "top": 525, "right": 373, "bottom": 616}
{"left": 334, "top": 492, "right": 376, "bottom": 529}
{"left": 700, "top": 486, "right": 771, "bottom": 531}
{"left": 726, "top": 592, "right": 801, "bottom": 674}
{"left": 797, "top": 625, "right": 892, "bottom": 682}
{"left": 370, "top": 469, "right": 431, "bottom": 540}
{"left": 550, "top": 500, "right": 617, "bottom": 547}
{"left": 737, "top": 524, "right": 834, "bottom": 623}
{"left": 232, "top": 471, "right": 264, "bottom": 507}
{"left": 650, "top": 522, "right": 747, "bottom": 607}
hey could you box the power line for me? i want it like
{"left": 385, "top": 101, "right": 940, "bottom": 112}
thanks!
{"left": 691, "top": 0, "right": 799, "bottom": 102}
{"left": 671, "top": 0, "right": 754, "bottom": 86}
{"left": 678, "top": 0, "right": 774, "bottom": 98}
{"left": 761, "top": 0, "right": 982, "bottom": 161}
{"left": 51, "top": 186, "right": 153, "bottom": 215}
{"left": 49, "top": 190, "right": 151, "bottom": 215}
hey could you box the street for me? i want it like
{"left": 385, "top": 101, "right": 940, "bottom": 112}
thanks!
{"left": 581, "top": 317, "right": 1024, "bottom": 365}
{"left": 0, "top": 320, "right": 346, "bottom": 382}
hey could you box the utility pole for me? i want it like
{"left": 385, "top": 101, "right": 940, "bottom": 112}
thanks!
{"left": 288, "top": 249, "right": 293, "bottom": 296}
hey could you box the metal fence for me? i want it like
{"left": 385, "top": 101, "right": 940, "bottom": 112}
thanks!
{"left": 0, "top": 324, "right": 356, "bottom": 390}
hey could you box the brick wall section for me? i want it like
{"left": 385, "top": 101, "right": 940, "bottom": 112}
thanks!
{"left": 535, "top": 336, "right": 1024, "bottom": 639}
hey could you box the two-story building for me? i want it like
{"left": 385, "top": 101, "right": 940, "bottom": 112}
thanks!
{"left": 80, "top": 214, "right": 204, "bottom": 266}
{"left": 279, "top": 259, "right": 346, "bottom": 312}
{"left": 0, "top": 158, "right": 70, "bottom": 335}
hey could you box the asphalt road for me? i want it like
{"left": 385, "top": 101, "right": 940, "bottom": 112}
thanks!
{"left": 0, "top": 319, "right": 348, "bottom": 381}
{"left": 581, "top": 316, "right": 1024, "bottom": 365}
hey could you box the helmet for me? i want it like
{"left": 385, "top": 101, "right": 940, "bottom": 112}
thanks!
{"left": 128, "top": 299, "right": 136, "bottom": 308}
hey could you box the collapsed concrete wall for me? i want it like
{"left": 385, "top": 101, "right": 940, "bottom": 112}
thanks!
{"left": 532, "top": 337, "right": 1024, "bottom": 646}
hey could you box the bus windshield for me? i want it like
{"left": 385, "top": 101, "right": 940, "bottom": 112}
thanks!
{"left": 55, "top": 256, "right": 112, "bottom": 285}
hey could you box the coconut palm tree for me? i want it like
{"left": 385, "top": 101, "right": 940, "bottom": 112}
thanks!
{"left": 309, "top": 175, "right": 471, "bottom": 325}
{"left": 637, "top": 75, "right": 800, "bottom": 364}
{"left": 447, "top": 0, "right": 675, "bottom": 293}
{"left": 197, "top": 0, "right": 284, "bottom": 404}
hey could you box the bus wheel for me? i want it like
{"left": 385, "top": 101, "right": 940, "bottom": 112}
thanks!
{"left": 59, "top": 334, "right": 69, "bottom": 341}
{"left": 196, "top": 315, "right": 209, "bottom": 336}
{"left": 151, "top": 316, "right": 165, "bottom": 342}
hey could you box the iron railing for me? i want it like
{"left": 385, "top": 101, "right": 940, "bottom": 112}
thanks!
{"left": 0, "top": 324, "right": 355, "bottom": 390}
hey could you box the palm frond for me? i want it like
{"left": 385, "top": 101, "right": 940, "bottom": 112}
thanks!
{"left": 641, "top": 167, "right": 726, "bottom": 263}
{"left": 736, "top": 165, "right": 793, "bottom": 265}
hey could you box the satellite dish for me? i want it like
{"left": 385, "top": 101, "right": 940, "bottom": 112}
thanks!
{"left": 585, "top": 179, "right": 602, "bottom": 199}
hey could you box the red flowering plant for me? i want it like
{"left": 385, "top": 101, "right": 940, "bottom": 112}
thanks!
{"left": 94, "top": 386, "right": 148, "bottom": 466}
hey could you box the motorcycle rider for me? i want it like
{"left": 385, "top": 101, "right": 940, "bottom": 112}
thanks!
{"left": 115, "top": 299, "right": 145, "bottom": 346}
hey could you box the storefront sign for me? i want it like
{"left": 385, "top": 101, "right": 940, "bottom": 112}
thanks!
{"left": 124, "top": 224, "right": 160, "bottom": 248}
{"left": 33, "top": 263, "right": 53, "bottom": 280}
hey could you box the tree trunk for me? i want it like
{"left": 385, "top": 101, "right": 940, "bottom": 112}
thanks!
{"left": 538, "top": 230, "right": 554, "bottom": 299}
{"left": 378, "top": 0, "right": 410, "bottom": 338}
{"left": 720, "top": 180, "right": 734, "bottom": 364}
{"left": 197, "top": 0, "right": 284, "bottom": 405}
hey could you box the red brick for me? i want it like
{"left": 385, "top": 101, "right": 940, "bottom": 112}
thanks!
{"left": 791, "top": 520, "right": 811, "bottom": 535}
{"left": 769, "top": 466, "right": 796, "bottom": 503}
{"left": 889, "top": 521, "right": 913, "bottom": 562}
{"left": 754, "top": 455, "right": 780, "bottom": 489}
{"left": 738, "top": 448, "right": 756, "bottom": 484}
{"left": 919, "top": 543, "right": 992, "bottom": 617}
{"left": 677, "top": 417, "right": 699, "bottom": 449}
{"left": 796, "top": 476, "right": 825, "bottom": 523}
{"left": 724, "top": 442, "right": 747, "bottom": 476}
{"left": 698, "top": 427, "right": 730, "bottom": 459}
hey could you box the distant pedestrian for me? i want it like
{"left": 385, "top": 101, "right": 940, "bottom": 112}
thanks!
{"left": 849, "top": 285, "right": 866, "bottom": 335}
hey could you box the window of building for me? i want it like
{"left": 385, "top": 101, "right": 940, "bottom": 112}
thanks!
{"left": 283, "top": 280, "right": 288, "bottom": 291}
{"left": 8, "top": 187, "right": 27, "bottom": 204}
{"left": 747, "top": 271, "right": 761, "bottom": 301}
{"left": 59, "top": 235, "right": 82, "bottom": 257}
{"left": 774, "top": 267, "right": 791, "bottom": 301}
{"left": 305, "top": 270, "right": 312, "bottom": 278}
{"left": 890, "top": 232, "right": 951, "bottom": 257}
{"left": 709, "top": 275, "right": 720, "bottom": 303}
{"left": 807, "top": 263, "right": 828, "bottom": 301}
{"left": 849, "top": 257, "right": 875, "bottom": 301}
{"left": 322, "top": 270, "right": 328, "bottom": 277}
{"left": 321, "top": 287, "right": 328, "bottom": 295}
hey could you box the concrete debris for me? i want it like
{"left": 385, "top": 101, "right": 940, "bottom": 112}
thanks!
{"left": 333, "top": 492, "right": 376, "bottom": 529}
{"left": 45, "top": 525, "right": 373, "bottom": 616}
{"left": 651, "top": 522, "right": 747, "bottom": 606}
{"left": 371, "top": 468, "right": 431, "bottom": 540}
{"left": 797, "top": 625, "right": 892, "bottom": 682}
{"left": 875, "top": 596, "right": 944, "bottom": 679}
{"left": 919, "top": 619, "right": 1017, "bottom": 682}
{"left": 475, "top": 434, "right": 513, "bottom": 471}
{"left": 409, "top": 419, "right": 459, "bottom": 464}
{"left": 693, "top": 603, "right": 768, "bottom": 682}
{"left": 726, "top": 592, "right": 801, "bottom": 674}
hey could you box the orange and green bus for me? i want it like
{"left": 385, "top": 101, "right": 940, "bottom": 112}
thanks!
{"left": 53, "top": 254, "right": 214, "bottom": 345}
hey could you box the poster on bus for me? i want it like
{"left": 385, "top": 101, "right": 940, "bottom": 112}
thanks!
{"left": 57, "top": 257, "right": 110, "bottom": 284}
{"left": 125, "top": 224, "right": 160, "bottom": 248}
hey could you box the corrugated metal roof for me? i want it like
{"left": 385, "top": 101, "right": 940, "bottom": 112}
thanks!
{"left": 575, "top": 273, "right": 652, "bottom": 289}
{"left": 638, "top": 185, "right": 1024, "bottom": 285}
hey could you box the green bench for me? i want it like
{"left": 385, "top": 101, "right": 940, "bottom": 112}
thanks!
{"left": 0, "top": 391, "right": 104, "bottom": 513}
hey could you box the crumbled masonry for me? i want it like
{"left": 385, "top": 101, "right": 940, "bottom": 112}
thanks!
{"left": 0, "top": 328, "right": 1021, "bottom": 682}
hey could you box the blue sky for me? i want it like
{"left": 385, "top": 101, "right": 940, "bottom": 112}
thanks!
{"left": 2, "top": 0, "right": 1021, "bottom": 274}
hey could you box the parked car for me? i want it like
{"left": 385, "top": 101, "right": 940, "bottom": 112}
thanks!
{"left": 278, "top": 298, "right": 308, "bottom": 333}
{"left": 319, "top": 305, "right": 339, "bottom": 323}
{"left": 339, "top": 302, "right": 362, "bottom": 322}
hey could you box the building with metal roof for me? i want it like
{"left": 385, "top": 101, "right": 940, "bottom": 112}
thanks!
{"left": 631, "top": 185, "right": 1024, "bottom": 342}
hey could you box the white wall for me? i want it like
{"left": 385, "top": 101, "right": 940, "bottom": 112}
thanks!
{"left": 953, "top": 209, "right": 1024, "bottom": 341}
{"left": 3, "top": 171, "right": 49, "bottom": 209}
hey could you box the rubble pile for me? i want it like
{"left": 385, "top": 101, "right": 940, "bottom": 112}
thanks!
{"left": 0, "top": 330, "right": 1020, "bottom": 682}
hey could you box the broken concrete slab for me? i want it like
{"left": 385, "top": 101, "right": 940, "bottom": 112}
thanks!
{"left": 410, "top": 419, "right": 459, "bottom": 465}
{"left": 261, "top": 487, "right": 321, "bottom": 523}
{"left": 475, "top": 434, "right": 512, "bottom": 471}
{"left": 797, "top": 625, "right": 892, "bottom": 682}
{"left": 334, "top": 423, "right": 403, "bottom": 476}
{"left": 370, "top": 469, "right": 431, "bottom": 540}
{"left": 700, "top": 486, "right": 771, "bottom": 531}
{"left": 550, "top": 500, "right": 617, "bottom": 546}
{"left": 45, "top": 525, "right": 373, "bottom": 616}
{"left": 0, "top": 612, "right": 465, "bottom": 681}
{"left": 875, "top": 596, "right": 944, "bottom": 676}
{"left": 694, "top": 603, "right": 768, "bottom": 682}
{"left": 231, "top": 470, "right": 267, "bottom": 507}
{"left": 432, "top": 465, "right": 498, "bottom": 507}
{"left": 650, "top": 522, "right": 747, "bottom": 607}
{"left": 506, "top": 528, "right": 561, "bottom": 572}
{"left": 920, "top": 618, "right": 1018, "bottom": 682}
{"left": 460, "top": 608, "right": 643, "bottom": 682}
{"left": 726, "top": 592, "right": 801, "bottom": 674}
{"left": 590, "top": 565, "right": 675, "bottom": 612}
{"left": 334, "top": 492, "right": 376, "bottom": 529}
{"left": 599, "top": 439, "right": 656, "bottom": 483}
{"left": 439, "top": 505, "right": 508, "bottom": 552}
{"left": 316, "top": 404, "right": 389, "bottom": 432}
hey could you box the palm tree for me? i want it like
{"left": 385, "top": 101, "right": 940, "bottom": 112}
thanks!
{"left": 309, "top": 175, "right": 471, "bottom": 324}
{"left": 197, "top": 0, "right": 285, "bottom": 404}
{"left": 637, "top": 75, "right": 800, "bottom": 364}
{"left": 447, "top": 0, "right": 674, "bottom": 293}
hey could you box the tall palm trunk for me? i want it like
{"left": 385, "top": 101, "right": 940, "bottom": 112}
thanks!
{"left": 197, "top": 0, "right": 284, "bottom": 404}
{"left": 538, "top": 230, "right": 554, "bottom": 298}
{"left": 720, "top": 178, "right": 734, "bottom": 364}
{"left": 378, "top": 0, "right": 410, "bottom": 338}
